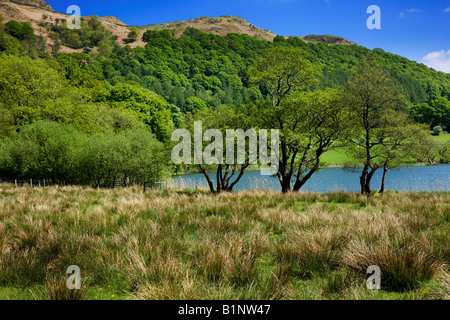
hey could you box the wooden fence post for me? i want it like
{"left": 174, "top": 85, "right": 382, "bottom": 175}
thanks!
{"left": 30, "top": 179, "right": 33, "bottom": 188}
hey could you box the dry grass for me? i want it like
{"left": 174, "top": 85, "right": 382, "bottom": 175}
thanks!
{"left": 0, "top": 185, "right": 448, "bottom": 300}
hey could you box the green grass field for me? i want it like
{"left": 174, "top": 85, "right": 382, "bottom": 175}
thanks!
{"left": 321, "top": 149, "right": 351, "bottom": 166}
{"left": 320, "top": 133, "right": 450, "bottom": 167}
{"left": 430, "top": 133, "right": 450, "bottom": 144}
{"left": 0, "top": 185, "right": 448, "bottom": 300}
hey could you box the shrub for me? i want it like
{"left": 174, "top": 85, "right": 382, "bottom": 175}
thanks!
{"left": 433, "top": 126, "right": 443, "bottom": 136}
{"left": 0, "top": 121, "right": 171, "bottom": 186}
{"left": 5, "top": 20, "right": 34, "bottom": 40}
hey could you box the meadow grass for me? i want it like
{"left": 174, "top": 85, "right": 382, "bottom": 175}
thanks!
{"left": 430, "top": 132, "right": 450, "bottom": 144}
{"left": 0, "top": 185, "right": 448, "bottom": 300}
{"left": 321, "top": 149, "right": 350, "bottom": 166}
{"left": 319, "top": 132, "right": 449, "bottom": 167}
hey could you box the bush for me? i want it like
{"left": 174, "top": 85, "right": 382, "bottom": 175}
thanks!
{"left": 0, "top": 121, "right": 171, "bottom": 186}
{"left": 124, "top": 27, "right": 139, "bottom": 44}
{"left": 0, "top": 121, "right": 86, "bottom": 182}
{"left": 5, "top": 20, "right": 34, "bottom": 40}
{"left": 433, "top": 126, "right": 443, "bottom": 136}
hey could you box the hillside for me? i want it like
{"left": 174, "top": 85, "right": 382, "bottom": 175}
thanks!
{"left": 0, "top": 0, "right": 357, "bottom": 52}
{"left": 299, "top": 34, "right": 356, "bottom": 46}
{"left": 142, "top": 15, "right": 277, "bottom": 41}
{"left": 1, "top": 0, "right": 53, "bottom": 11}
{"left": 0, "top": 0, "right": 141, "bottom": 52}
{"left": 0, "top": 0, "right": 449, "bottom": 131}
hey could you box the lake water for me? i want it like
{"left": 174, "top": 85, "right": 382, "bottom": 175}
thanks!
{"left": 173, "top": 165, "right": 450, "bottom": 193}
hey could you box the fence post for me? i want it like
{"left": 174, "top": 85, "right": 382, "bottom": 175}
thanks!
{"left": 15, "top": 179, "right": 17, "bottom": 186}
{"left": 44, "top": 179, "right": 46, "bottom": 188}
{"left": 30, "top": 179, "right": 33, "bottom": 188}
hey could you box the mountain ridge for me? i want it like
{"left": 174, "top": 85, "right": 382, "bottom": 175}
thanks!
{"left": 0, "top": 0, "right": 357, "bottom": 50}
{"left": 141, "top": 15, "right": 277, "bottom": 41}
{"left": 0, "top": 0, "right": 52, "bottom": 11}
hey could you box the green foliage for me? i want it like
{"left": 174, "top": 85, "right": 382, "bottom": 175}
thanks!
{"left": 343, "top": 58, "right": 422, "bottom": 194}
{"left": 183, "top": 104, "right": 254, "bottom": 193}
{"left": 0, "top": 121, "right": 86, "bottom": 182}
{"left": 1, "top": 22, "right": 449, "bottom": 193}
{"left": 411, "top": 131, "right": 441, "bottom": 165}
{"left": 54, "top": 52, "right": 104, "bottom": 90}
{"left": 273, "top": 35, "right": 287, "bottom": 43}
{"left": 5, "top": 20, "right": 34, "bottom": 40}
{"left": 433, "top": 126, "right": 443, "bottom": 136}
{"left": 105, "top": 82, "right": 175, "bottom": 141}
{"left": 1, "top": 19, "right": 449, "bottom": 114}
{"left": 409, "top": 98, "right": 450, "bottom": 130}
{"left": 248, "top": 47, "right": 320, "bottom": 107}
{"left": 0, "top": 30, "right": 22, "bottom": 55}
{"left": 124, "top": 27, "right": 140, "bottom": 44}
{"left": 183, "top": 96, "right": 207, "bottom": 113}
{"left": 49, "top": 17, "right": 115, "bottom": 51}
{"left": 0, "top": 55, "right": 145, "bottom": 136}
{"left": 0, "top": 121, "right": 171, "bottom": 185}
{"left": 109, "top": 27, "right": 450, "bottom": 113}
{"left": 0, "top": 54, "right": 72, "bottom": 127}
{"left": 247, "top": 48, "right": 347, "bottom": 192}
{"left": 0, "top": 19, "right": 46, "bottom": 57}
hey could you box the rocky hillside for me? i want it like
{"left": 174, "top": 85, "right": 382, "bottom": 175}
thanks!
{"left": 1, "top": 0, "right": 53, "bottom": 11}
{"left": 142, "top": 15, "right": 277, "bottom": 41}
{"left": 0, "top": 0, "right": 356, "bottom": 53}
{"left": 299, "top": 35, "right": 356, "bottom": 46}
{"left": 0, "top": 0, "right": 142, "bottom": 52}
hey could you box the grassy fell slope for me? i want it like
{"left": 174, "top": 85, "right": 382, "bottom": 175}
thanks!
{"left": 142, "top": 15, "right": 277, "bottom": 41}
{"left": 1, "top": 0, "right": 53, "bottom": 11}
{"left": 0, "top": 0, "right": 142, "bottom": 52}
{"left": 0, "top": 0, "right": 357, "bottom": 53}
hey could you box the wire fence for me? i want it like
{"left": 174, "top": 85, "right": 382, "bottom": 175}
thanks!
{"left": 0, "top": 179, "right": 168, "bottom": 191}
{"left": 0, "top": 179, "right": 58, "bottom": 188}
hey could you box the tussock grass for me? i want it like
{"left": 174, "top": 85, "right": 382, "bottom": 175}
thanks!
{"left": 0, "top": 185, "right": 448, "bottom": 300}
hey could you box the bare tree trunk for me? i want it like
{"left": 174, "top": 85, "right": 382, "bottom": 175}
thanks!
{"left": 280, "top": 174, "right": 291, "bottom": 193}
{"left": 360, "top": 164, "right": 369, "bottom": 195}
{"left": 293, "top": 146, "right": 325, "bottom": 192}
{"left": 360, "top": 165, "right": 378, "bottom": 196}
{"left": 200, "top": 167, "right": 216, "bottom": 193}
{"left": 293, "top": 160, "right": 321, "bottom": 192}
{"left": 379, "top": 162, "right": 388, "bottom": 194}
{"left": 228, "top": 165, "right": 249, "bottom": 192}
{"left": 363, "top": 167, "right": 377, "bottom": 195}
{"left": 278, "top": 134, "right": 293, "bottom": 193}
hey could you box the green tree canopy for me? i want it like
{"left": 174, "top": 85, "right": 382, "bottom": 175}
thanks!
{"left": 106, "top": 82, "right": 175, "bottom": 141}
{"left": 344, "top": 58, "right": 412, "bottom": 195}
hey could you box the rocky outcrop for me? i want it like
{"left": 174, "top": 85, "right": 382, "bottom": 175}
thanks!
{"left": 2, "top": 0, "right": 54, "bottom": 11}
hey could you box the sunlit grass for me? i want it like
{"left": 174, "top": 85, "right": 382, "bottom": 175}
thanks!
{"left": 0, "top": 185, "right": 448, "bottom": 300}
{"left": 321, "top": 149, "right": 351, "bottom": 166}
{"left": 430, "top": 132, "right": 450, "bottom": 144}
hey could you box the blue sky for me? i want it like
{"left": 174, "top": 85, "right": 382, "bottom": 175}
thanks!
{"left": 45, "top": 0, "right": 450, "bottom": 72}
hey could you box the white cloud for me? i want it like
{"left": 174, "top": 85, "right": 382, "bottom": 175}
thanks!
{"left": 421, "top": 50, "right": 450, "bottom": 73}
{"left": 399, "top": 8, "right": 422, "bottom": 19}
{"left": 444, "top": 7, "right": 450, "bottom": 13}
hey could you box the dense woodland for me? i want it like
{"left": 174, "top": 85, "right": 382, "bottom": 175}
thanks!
{"left": 0, "top": 15, "right": 449, "bottom": 193}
